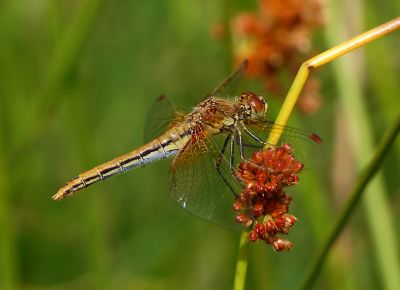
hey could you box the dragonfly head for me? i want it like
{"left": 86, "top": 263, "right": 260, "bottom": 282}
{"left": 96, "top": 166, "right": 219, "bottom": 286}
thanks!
{"left": 239, "top": 92, "right": 268, "bottom": 121}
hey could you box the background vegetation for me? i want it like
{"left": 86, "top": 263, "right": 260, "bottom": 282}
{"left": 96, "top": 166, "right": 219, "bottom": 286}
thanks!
{"left": 0, "top": 0, "right": 398, "bottom": 289}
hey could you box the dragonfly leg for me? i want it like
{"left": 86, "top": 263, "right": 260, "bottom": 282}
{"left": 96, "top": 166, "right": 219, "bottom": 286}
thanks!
{"left": 236, "top": 128, "right": 265, "bottom": 169}
{"left": 214, "top": 134, "right": 238, "bottom": 197}
{"left": 242, "top": 124, "right": 267, "bottom": 145}
{"left": 236, "top": 129, "right": 255, "bottom": 162}
{"left": 241, "top": 143, "right": 263, "bottom": 149}
{"left": 236, "top": 130, "right": 246, "bottom": 160}
{"left": 228, "top": 136, "right": 244, "bottom": 185}
{"left": 215, "top": 134, "right": 231, "bottom": 168}
{"left": 213, "top": 133, "right": 239, "bottom": 179}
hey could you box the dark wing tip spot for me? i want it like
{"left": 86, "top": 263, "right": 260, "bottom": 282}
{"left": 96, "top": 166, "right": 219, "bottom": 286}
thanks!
{"left": 310, "top": 133, "right": 323, "bottom": 144}
{"left": 157, "top": 94, "right": 166, "bottom": 101}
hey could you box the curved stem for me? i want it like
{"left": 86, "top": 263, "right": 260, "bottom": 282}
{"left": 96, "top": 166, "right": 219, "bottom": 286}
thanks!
{"left": 323, "top": 7, "right": 400, "bottom": 288}
{"left": 300, "top": 113, "right": 400, "bottom": 290}
{"left": 233, "top": 232, "right": 249, "bottom": 290}
{"left": 233, "top": 16, "right": 400, "bottom": 290}
{"left": 267, "top": 17, "right": 400, "bottom": 145}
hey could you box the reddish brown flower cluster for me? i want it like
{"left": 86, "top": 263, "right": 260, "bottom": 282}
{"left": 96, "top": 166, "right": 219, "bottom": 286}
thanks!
{"left": 230, "top": 0, "right": 324, "bottom": 114}
{"left": 233, "top": 143, "right": 304, "bottom": 251}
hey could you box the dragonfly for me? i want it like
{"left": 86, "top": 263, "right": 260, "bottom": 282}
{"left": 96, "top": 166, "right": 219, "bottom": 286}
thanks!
{"left": 53, "top": 60, "right": 322, "bottom": 230}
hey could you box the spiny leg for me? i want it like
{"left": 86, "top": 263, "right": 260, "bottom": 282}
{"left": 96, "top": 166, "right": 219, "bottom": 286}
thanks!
{"left": 215, "top": 134, "right": 231, "bottom": 169}
{"left": 242, "top": 125, "right": 267, "bottom": 145}
{"left": 229, "top": 135, "right": 242, "bottom": 185}
{"left": 237, "top": 128, "right": 260, "bottom": 163}
{"left": 241, "top": 143, "right": 263, "bottom": 149}
{"left": 214, "top": 134, "right": 238, "bottom": 197}
{"left": 237, "top": 127, "right": 269, "bottom": 169}
{"left": 236, "top": 129, "right": 245, "bottom": 160}
{"left": 234, "top": 132, "right": 259, "bottom": 218}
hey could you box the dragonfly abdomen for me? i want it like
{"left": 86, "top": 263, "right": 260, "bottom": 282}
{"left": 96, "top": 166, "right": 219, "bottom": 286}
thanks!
{"left": 52, "top": 126, "right": 191, "bottom": 200}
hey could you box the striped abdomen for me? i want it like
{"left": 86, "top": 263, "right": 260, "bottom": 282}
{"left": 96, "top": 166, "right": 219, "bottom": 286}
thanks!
{"left": 52, "top": 125, "right": 191, "bottom": 200}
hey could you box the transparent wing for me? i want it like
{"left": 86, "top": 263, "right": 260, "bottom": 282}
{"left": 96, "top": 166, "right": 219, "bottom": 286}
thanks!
{"left": 205, "top": 60, "right": 248, "bottom": 99}
{"left": 170, "top": 128, "right": 245, "bottom": 231}
{"left": 144, "top": 60, "right": 248, "bottom": 142}
{"left": 169, "top": 121, "right": 322, "bottom": 229}
{"left": 241, "top": 121, "right": 323, "bottom": 168}
{"left": 143, "top": 95, "right": 178, "bottom": 143}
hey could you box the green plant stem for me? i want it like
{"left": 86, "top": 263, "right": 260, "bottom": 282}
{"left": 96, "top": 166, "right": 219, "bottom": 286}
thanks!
{"left": 67, "top": 90, "right": 110, "bottom": 290}
{"left": 11, "top": 0, "right": 104, "bottom": 160}
{"left": 229, "top": 1, "right": 250, "bottom": 288}
{"left": 233, "top": 232, "right": 249, "bottom": 290}
{"left": 324, "top": 4, "right": 400, "bottom": 289}
{"left": 0, "top": 143, "right": 17, "bottom": 290}
{"left": 364, "top": 9, "right": 400, "bottom": 158}
{"left": 41, "top": 0, "right": 103, "bottom": 102}
{"left": 300, "top": 113, "right": 400, "bottom": 290}
{"left": 0, "top": 3, "right": 20, "bottom": 290}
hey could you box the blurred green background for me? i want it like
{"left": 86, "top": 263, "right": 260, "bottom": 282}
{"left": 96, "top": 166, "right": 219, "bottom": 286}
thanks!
{"left": 0, "top": 0, "right": 399, "bottom": 290}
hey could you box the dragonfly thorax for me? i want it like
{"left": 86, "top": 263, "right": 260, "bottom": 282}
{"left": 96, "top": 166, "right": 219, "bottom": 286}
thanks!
{"left": 184, "top": 98, "right": 232, "bottom": 132}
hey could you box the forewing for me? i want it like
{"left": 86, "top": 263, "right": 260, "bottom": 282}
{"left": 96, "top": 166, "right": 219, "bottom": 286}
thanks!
{"left": 243, "top": 121, "right": 323, "bottom": 168}
{"left": 170, "top": 131, "right": 245, "bottom": 231}
{"left": 205, "top": 60, "right": 248, "bottom": 100}
{"left": 144, "top": 95, "right": 177, "bottom": 143}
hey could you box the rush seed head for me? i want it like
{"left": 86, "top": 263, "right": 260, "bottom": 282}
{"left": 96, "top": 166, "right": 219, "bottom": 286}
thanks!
{"left": 233, "top": 143, "right": 303, "bottom": 251}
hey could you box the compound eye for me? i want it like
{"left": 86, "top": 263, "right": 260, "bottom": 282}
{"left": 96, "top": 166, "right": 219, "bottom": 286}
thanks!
{"left": 249, "top": 95, "right": 265, "bottom": 114}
